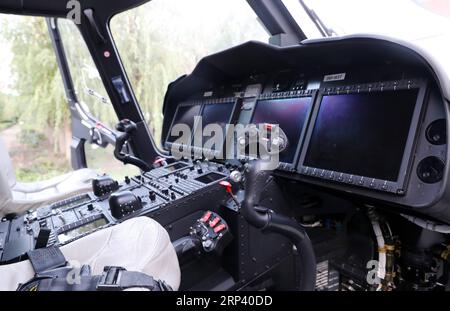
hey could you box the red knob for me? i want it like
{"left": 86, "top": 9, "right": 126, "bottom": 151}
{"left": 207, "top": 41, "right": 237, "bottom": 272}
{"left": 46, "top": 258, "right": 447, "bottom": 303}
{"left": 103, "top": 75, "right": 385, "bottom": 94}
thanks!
{"left": 264, "top": 123, "right": 274, "bottom": 131}
{"left": 153, "top": 157, "right": 167, "bottom": 168}
{"left": 219, "top": 181, "right": 232, "bottom": 194}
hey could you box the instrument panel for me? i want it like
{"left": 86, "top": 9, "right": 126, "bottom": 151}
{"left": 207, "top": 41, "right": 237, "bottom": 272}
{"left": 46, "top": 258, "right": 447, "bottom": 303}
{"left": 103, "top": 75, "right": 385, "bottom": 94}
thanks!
{"left": 163, "top": 67, "right": 448, "bottom": 215}
{"left": 299, "top": 79, "right": 427, "bottom": 195}
{"left": 251, "top": 91, "right": 313, "bottom": 169}
{"left": 165, "top": 97, "right": 239, "bottom": 159}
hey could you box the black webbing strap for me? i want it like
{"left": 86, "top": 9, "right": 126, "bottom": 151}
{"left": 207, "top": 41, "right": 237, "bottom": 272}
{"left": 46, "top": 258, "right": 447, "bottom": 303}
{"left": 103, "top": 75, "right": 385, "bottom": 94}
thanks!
{"left": 26, "top": 246, "right": 67, "bottom": 273}
{"left": 18, "top": 257, "right": 172, "bottom": 291}
{"left": 96, "top": 266, "right": 172, "bottom": 291}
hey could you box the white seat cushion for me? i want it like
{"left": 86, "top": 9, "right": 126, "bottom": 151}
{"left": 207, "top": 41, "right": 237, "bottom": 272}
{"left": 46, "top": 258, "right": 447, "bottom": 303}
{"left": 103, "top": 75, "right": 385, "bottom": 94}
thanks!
{"left": 0, "top": 217, "right": 181, "bottom": 291}
{"left": 1, "top": 169, "right": 98, "bottom": 217}
{"left": 0, "top": 137, "right": 99, "bottom": 217}
{"left": 12, "top": 168, "right": 97, "bottom": 200}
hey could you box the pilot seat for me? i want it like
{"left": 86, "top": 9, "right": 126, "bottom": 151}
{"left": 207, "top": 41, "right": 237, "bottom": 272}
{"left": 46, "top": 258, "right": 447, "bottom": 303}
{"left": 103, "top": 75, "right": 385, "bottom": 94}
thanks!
{"left": 0, "top": 138, "right": 98, "bottom": 217}
{"left": 0, "top": 217, "right": 181, "bottom": 291}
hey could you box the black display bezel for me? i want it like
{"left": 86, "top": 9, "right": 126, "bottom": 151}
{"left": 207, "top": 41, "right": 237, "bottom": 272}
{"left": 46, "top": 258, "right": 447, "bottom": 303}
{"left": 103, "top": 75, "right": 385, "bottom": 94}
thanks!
{"left": 164, "top": 101, "right": 202, "bottom": 151}
{"left": 251, "top": 89, "right": 316, "bottom": 171}
{"left": 165, "top": 161, "right": 189, "bottom": 172}
{"left": 57, "top": 215, "right": 110, "bottom": 245}
{"left": 165, "top": 97, "right": 239, "bottom": 158}
{"left": 191, "top": 97, "right": 240, "bottom": 159}
{"left": 298, "top": 79, "right": 428, "bottom": 195}
{"left": 195, "top": 172, "right": 227, "bottom": 184}
{"left": 49, "top": 193, "right": 93, "bottom": 211}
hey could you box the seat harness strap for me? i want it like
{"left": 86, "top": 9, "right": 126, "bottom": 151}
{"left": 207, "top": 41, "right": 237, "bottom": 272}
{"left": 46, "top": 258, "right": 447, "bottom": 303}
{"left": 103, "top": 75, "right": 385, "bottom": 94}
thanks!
{"left": 17, "top": 247, "right": 172, "bottom": 291}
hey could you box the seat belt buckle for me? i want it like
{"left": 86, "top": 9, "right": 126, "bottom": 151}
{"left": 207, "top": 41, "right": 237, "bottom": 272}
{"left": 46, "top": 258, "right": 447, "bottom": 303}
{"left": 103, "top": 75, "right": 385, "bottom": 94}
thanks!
{"left": 157, "top": 280, "right": 173, "bottom": 291}
{"left": 97, "top": 266, "right": 126, "bottom": 291}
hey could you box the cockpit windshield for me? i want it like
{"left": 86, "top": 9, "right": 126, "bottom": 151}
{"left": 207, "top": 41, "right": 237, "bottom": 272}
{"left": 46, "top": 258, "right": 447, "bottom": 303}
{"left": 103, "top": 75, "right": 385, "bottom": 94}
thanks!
{"left": 283, "top": 0, "right": 450, "bottom": 74}
{"left": 283, "top": 0, "right": 450, "bottom": 40}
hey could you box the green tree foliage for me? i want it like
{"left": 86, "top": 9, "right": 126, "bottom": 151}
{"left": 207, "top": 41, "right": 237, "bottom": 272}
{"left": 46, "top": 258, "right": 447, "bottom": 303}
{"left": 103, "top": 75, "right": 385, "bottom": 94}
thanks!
{"left": 1, "top": 18, "right": 69, "bottom": 138}
{"left": 58, "top": 19, "right": 118, "bottom": 129}
{"left": 0, "top": 17, "right": 72, "bottom": 181}
{"left": 0, "top": 0, "right": 267, "bottom": 182}
{"left": 110, "top": 0, "right": 268, "bottom": 145}
{"left": 1, "top": 1, "right": 266, "bottom": 148}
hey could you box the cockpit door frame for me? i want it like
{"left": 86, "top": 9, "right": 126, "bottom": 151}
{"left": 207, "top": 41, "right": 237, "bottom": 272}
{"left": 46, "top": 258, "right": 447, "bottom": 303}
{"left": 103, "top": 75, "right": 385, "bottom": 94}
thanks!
{"left": 44, "top": 3, "right": 168, "bottom": 169}
{"left": 47, "top": 18, "right": 117, "bottom": 170}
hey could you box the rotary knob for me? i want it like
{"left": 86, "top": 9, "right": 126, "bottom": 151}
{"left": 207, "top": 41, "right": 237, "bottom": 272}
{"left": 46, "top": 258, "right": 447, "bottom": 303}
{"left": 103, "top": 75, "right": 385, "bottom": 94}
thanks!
{"left": 149, "top": 191, "right": 156, "bottom": 201}
{"left": 417, "top": 156, "right": 445, "bottom": 184}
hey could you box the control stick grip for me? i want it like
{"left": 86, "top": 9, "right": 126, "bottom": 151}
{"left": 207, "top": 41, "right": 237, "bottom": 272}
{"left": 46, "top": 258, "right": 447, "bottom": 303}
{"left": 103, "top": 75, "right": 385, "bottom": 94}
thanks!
{"left": 242, "top": 161, "right": 273, "bottom": 229}
{"left": 242, "top": 159, "right": 317, "bottom": 291}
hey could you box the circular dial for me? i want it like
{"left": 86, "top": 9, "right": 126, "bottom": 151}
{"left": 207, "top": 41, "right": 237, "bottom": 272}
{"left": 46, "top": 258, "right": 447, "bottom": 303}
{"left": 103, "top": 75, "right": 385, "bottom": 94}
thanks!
{"left": 417, "top": 156, "right": 445, "bottom": 184}
{"left": 426, "top": 119, "right": 446, "bottom": 145}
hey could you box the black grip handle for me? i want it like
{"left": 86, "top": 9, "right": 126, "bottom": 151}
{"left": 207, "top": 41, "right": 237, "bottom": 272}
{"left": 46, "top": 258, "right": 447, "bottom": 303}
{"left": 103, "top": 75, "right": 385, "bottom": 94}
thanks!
{"left": 241, "top": 160, "right": 272, "bottom": 228}
{"left": 113, "top": 120, "right": 151, "bottom": 172}
{"left": 116, "top": 119, "right": 137, "bottom": 133}
{"left": 83, "top": 9, "right": 107, "bottom": 44}
{"left": 113, "top": 131, "right": 130, "bottom": 161}
{"left": 241, "top": 159, "right": 317, "bottom": 290}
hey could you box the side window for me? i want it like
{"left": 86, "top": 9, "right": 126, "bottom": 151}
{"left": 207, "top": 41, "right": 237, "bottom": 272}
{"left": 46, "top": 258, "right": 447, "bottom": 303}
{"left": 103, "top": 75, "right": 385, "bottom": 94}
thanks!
{"left": 58, "top": 19, "right": 117, "bottom": 129}
{"left": 58, "top": 19, "right": 139, "bottom": 179}
{"left": 0, "top": 15, "right": 71, "bottom": 181}
{"left": 110, "top": 0, "right": 269, "bottom": 148}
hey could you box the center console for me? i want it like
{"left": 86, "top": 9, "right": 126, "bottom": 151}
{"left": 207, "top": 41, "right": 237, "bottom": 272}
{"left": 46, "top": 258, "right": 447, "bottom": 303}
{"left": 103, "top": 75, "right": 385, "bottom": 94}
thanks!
{"left": 0, "top": 160, "right": 232, "bottom": 264}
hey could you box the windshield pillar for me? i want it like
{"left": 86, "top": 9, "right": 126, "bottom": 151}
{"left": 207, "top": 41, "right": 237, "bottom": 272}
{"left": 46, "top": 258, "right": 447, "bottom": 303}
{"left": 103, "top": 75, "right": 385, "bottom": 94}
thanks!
{"left": 247, "top": 0, "right": 307, "bottom": 46}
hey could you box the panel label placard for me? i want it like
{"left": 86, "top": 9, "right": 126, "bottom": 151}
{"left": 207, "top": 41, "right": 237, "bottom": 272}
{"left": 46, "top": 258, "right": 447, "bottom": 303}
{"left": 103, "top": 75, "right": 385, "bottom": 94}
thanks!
{"left": 323, "top": 73, "right": 346, "bottom": 82}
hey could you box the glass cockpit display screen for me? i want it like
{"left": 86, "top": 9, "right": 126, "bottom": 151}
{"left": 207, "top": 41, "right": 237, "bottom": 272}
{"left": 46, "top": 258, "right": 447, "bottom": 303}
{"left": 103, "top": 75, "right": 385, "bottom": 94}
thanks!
{"left": 51, "top": 194, "right": 91, "bottom": 211}
{"left": 167, "top": 104, "right": 202, "bottom": 144}
{"left": 195, "top": 172, "right": 225, "bottom": 184}
{"left": 58, "top": 217, "right": 108, "bottom": 243}
{"left": 251, "top": 97, "right": 312, "bottom": 164}
{"left": 303, "top": 89, "right": 419, "bottom": 181}
{"left": 166, "top": 162, "right": 188, "bottom": 172}
{"left": 194, "top": 102, "right": 235, "bottom": 151}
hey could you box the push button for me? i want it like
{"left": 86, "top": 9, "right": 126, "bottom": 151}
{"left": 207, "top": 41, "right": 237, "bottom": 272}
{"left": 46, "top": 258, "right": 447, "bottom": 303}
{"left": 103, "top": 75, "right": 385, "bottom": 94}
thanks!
{"left": 149, "top": 191, "right": 156, "bottom": 201}
{"left": 209, "top": 217, "right": 220, "bottom": 228}
{"left": 214, "top": 224, "right": 226, "bottom": 233}
{"left": 201, "top": 211, "right": 212, "bottom": 223}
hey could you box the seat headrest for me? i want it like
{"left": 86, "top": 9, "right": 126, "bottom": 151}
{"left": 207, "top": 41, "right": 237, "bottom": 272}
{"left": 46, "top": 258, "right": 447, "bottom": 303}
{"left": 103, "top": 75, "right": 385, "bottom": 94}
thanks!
{"left": 0, "top": 137, "right": 17, "bottom": 188}
{"left": 0, "top": 138, "right": 15, "bottom": 215}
